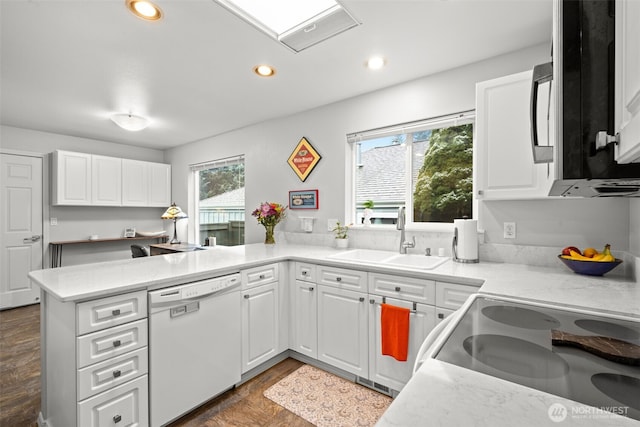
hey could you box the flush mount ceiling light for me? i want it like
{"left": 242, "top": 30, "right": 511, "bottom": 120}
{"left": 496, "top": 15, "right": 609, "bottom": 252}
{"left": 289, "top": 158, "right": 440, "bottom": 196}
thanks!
{"left": 367, "top": 56, "right": 386, "bottom": 70}
{"left": 126, "top": 0, "right": 163, "bottom": 21}
{"left": 110, "top": 113, "right": 150, "bottom": 131}
{"left": 214, "top": 0, "right": 359, "bottom": 53}
{"left": 253, "top": 64, "right": 276, "bottom": 77}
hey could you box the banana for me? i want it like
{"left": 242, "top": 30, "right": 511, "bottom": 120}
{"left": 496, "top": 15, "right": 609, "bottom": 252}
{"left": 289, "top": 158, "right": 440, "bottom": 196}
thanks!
{"left": 591, "top": 253, "right": 606, "bottom": 261}
{"left": 568, "top": 250, "right": 594, "bottom": 261}
{"left": 561, "top": 244, "right": 616, "bottom": 262}
{"left": 597, "top": 244, "right": 616, "bottom": 262}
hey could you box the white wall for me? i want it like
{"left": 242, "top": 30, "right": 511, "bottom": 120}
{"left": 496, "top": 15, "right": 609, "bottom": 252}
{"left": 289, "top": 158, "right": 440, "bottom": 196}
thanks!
{"left": 167, "top": 42, "right": 632, "bottom": 251}
{"left": 1, "top": 126, "right": 168, "bottom": 265}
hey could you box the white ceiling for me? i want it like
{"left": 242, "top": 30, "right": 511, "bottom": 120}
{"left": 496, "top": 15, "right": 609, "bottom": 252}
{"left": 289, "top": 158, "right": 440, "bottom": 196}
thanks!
{"left": 0, "top": 0, "right": 552, "bottom": 150}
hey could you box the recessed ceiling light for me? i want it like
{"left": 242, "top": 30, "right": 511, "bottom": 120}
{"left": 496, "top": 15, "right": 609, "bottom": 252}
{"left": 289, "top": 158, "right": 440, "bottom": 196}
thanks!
{"left": 254, "top": 64, "right": 276, "bottom": 77}
{"left": 126, "top": 0, "right": 163, "bottom": 21}
{"left": 367, "top": 56, "right": 386, "bottom": 70}
{"left": 110, "top": 113, "right": 150, "bottom": 131}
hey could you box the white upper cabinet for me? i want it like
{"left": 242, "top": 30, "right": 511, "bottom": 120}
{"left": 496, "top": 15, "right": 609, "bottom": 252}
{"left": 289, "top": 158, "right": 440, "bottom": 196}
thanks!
{"left": 474, "top": 70, "right": 555, "bottom": 200}
{"left": 52, "top": 150, "right": 170, "bottom": 207}
{"left": 122, "top": 159, "right": 149, "bottom": 206}
{"left": 91, "top": 155, "right": 122, "bottom": 206}
{"left": 52, "top": 150, "right": 92, "bottom": 205}
{"left": 615, "top": 0, "right": 640, "bottom": 163}
{"left": 147, "top": 162, "right": 171, "bottom": 207}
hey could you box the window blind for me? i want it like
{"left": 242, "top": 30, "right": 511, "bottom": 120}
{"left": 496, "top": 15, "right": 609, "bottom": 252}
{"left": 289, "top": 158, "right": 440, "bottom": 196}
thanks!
{"left": 189, "top": 154, "right": 245, "bottom": 172}
{"left": 346, "top": 110, "right": 475, "bottom": 143}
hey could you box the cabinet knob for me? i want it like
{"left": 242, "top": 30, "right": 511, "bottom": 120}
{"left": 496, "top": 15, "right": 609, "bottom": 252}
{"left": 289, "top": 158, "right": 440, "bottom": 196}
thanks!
{"left": 259, "top": 274, "right": 265, "bottom": 279}
{"left": 438, "top": 313, "right": 444, "bottom": 319}
{"left": 309, "top": 287, "right": 314, "bottom": 292}
{"left": 359, "top": 297, "right": 365, "bottom": 302}
{"left": 112, "top": 340, "right": 121, "bottom": 348}
{"left": 113, "top": 414, "right": 122, "bottom": 423}
{"left": 244, "top": 294, "right": 250, "bottom": 299}
{"left": 112, "top": 370, "right": 121, "bottom": 378}
{"left": 302, "top": 271, "right": 307, "bottom": 276}
{"left": 394, "top": 286, "right": 401, "bottom": 292}
{"left": 369, "top": 299, "right": 375, "bottom": 304}
{"left": 336, "top": 277, "right": 342, "bottom": 282}
{"left": 112, "top": 309, "right": 121, "bottom": 316}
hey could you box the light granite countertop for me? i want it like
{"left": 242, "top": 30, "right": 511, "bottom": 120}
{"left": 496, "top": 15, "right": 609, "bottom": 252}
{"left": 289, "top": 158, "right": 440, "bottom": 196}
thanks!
{"left": 29, "top": 243, "right": 640, "bottom": 426}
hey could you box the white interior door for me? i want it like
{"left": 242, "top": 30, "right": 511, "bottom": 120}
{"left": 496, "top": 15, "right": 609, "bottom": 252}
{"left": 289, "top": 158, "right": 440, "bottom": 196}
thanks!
{"left": 0, "top": 153, "right": 43, "bottom": 309}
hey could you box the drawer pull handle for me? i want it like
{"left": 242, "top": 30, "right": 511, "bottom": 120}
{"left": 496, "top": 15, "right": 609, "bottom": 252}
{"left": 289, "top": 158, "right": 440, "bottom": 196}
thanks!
{"left": 112, "top": 370, "right": 121, "bottom": 378}
{"left": 259, "top": 274, "right": 265, "bottom": 279}
{"left": 112, "top": 309, "right": 121, "bottom": 316}
{"left": 395, "top": 286, "right": 401, "bottom": 292}
{"left": 302, "top": 271, "right": 307, "bottom": 275}
{"left": 112, "top": 340, "right": 121, "bottom": 348}
{"left": 438, "top": 313, "right": 444, "bottom": 319}
{"left": 309, "top": 287, "right": 314, "bottom": 291}
{"left": 359, "top": 297, "right": 365, "bottom": 302}
{"left": 244, "top": 294, "right": 250, "bottom": 299}
{"left": 113, "top": 414, "right": 122, "bottom": 423}
{"left": 336, "top": 277, "right": 342, "bottom": 282}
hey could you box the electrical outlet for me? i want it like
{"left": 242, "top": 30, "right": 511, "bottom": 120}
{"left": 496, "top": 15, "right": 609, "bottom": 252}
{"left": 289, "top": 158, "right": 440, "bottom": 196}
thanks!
{"left": 50, "top": 217, "right": 58, "bottom": 226}
{"left": 328, "top": 219, "right": 338, "bottom": 232}
{"left": 503, "top": 222, "right": 516, "bottom": 239}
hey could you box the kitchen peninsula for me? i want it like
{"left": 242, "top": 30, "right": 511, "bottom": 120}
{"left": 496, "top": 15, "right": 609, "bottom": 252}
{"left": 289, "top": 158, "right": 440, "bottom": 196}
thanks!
{"left": 29, "top": 243, "right": 640, "bottom": 427}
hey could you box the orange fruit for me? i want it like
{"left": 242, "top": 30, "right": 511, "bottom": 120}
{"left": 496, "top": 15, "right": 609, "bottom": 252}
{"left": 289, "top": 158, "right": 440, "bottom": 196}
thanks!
{"left": 583, "top": 247, "right": 598, "bottom": 258}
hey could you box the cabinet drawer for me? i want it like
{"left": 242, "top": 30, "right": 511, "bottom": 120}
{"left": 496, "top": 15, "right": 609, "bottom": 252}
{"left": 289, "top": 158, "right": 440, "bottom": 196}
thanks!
{"left": 78, "top": 375, "right": 148, "bottom": 427}
{"left": 368, "top": 273, "right": 435, "bottom": 304}
{"left": 294, "top": 262, "right": 316, "bottom": 282}
{"left": 435, "top": 282, "right": 478, "bottom": 310}
{"left": 317, "top": 265, "right": 367, "bottom": 292}
{"left": 77, "top": 347, "right": 148, "bottom": 401}
{"left": 77, "top": 319, "right": 148, "bottom": 368}
{"left": 77, "top": 290, "right": 147, "bottom": 335}
{"left": 241, "top": 263, "right": 279, "bottom": 289}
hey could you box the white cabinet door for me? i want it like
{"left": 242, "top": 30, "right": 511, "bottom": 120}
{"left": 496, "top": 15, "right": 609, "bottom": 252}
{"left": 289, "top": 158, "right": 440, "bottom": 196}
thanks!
{"left": 122, "top": 159, "right": 148, "bottom": 206}
{"left": 475, "top": 70, "right": 554, "bottom": 199}
{"left": 148, "top": 162, "right": 171, "bottom": 207}
{"left": 91, "top": 155, "right": 121, "bottom": 206}
{"left": 241, "top": 282, "right": 279, "bottom": 373}
{"left": 52, "top": 150, "right": 92, "bottom": 205}
{"left": 317, "top": 285, "right": 368, "bottom": 377}
{"left": 292, "top": 280, "right": 317, "bottom": 358}
{"left": 368, "top": 296, "right": 435, "bottom": 392}
{"left": 615, "top": 0, "right": 640, "bottom": 163}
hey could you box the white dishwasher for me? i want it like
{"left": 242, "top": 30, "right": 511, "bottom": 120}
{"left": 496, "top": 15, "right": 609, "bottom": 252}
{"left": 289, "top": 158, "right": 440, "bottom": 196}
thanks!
{"left": 148, "top": 273, "right": 241, "bottom": 427}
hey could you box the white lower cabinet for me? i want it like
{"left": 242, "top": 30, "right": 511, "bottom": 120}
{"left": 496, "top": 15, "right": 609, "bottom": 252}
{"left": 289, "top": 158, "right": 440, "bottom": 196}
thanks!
{"left": 292, "top": 280, "right": 317, "bottom": 358}
{"left": 317, "top": 285, "right": 368, "bottom": 377}
{"left": 368, "top": 296, "right": 435, "bottom": 392}
{"left": 41, "top": 289, "right": 148, "bottom": 427}
{"left": 241, "top": 281, "right": 279, "bottom": 373}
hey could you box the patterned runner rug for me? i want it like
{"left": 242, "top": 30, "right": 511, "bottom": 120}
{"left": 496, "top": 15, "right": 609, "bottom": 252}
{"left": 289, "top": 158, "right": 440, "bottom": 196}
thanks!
{"left": 264, "top": 364, "right": 393, "bottom": 427}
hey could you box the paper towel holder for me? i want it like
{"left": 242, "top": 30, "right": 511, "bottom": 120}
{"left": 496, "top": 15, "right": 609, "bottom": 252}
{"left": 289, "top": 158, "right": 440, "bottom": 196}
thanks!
{"left": 452, "top": 217, "right": 479, "bottom": 263}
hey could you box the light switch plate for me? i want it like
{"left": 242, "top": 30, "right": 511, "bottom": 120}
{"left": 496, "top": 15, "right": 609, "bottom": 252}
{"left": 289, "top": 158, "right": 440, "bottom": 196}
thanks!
{"left": 50, "top": 217, "right": 58, "bottom": 226}
{"left": 503, "top": 222, "right": 516, "bottom": 239}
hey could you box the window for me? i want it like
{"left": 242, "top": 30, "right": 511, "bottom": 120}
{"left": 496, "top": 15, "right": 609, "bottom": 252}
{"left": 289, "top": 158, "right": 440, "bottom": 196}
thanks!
{"left": 349, "top": 111, "right": 474, "bottom": 226}
{"left": 190, "top": 155, "right": 245, "bottom": 246}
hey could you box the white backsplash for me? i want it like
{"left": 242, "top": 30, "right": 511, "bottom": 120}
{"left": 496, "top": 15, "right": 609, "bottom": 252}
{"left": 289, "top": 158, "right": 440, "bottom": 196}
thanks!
{"left": 282, "top": 228, "right": 636, "bottom": 280}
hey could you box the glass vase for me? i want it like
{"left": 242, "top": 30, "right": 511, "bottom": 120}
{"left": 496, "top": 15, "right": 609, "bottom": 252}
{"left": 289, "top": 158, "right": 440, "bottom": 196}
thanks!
{"left": 264, "top": 224, "right": 276, "bottom": 244}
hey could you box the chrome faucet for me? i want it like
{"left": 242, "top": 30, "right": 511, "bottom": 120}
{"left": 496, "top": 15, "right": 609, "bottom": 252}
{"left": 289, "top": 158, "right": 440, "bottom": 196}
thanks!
{"left": 397, "top": 206, "right": 415, "bottom": 254}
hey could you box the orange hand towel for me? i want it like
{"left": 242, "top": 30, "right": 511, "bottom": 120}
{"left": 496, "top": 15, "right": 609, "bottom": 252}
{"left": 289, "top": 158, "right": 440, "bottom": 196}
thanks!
{"left": 381, "top": 303, "right": 410, "bottom": 362}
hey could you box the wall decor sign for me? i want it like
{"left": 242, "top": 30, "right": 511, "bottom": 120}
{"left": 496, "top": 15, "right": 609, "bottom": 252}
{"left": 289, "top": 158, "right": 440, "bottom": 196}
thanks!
{"left": 289, "top": 190, "right": 319, "bottom": 210}
{"left": 287, "top": 136, "right": 321, "bottom": 182}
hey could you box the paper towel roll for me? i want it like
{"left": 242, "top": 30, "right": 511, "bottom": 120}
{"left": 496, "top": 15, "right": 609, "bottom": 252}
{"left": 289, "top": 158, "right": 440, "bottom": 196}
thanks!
{"left": 453, "top": 218, "right": 478, "bottom": 263}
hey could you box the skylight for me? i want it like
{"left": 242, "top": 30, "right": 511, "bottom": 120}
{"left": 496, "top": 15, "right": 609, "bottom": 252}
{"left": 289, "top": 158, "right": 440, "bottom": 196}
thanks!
{"left": 214, "top": 0, "right": 359, "bottom": 52}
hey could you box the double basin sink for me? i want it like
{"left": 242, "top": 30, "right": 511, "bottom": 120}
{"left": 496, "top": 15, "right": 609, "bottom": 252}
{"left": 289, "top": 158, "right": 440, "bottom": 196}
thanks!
{"left": 326, "top": 249, "right": 449, "bottom": 270}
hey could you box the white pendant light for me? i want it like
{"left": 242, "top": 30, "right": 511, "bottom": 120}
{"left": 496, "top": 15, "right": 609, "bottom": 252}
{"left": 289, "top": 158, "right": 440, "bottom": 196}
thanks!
{"left": 110, "top": 113, "right": 149, "bottom": 131}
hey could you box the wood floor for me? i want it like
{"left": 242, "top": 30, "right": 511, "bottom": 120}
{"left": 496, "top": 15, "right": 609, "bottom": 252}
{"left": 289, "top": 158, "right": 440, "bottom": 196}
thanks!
{"left": 0, "top": 303, "right": 313, "bottom": 427}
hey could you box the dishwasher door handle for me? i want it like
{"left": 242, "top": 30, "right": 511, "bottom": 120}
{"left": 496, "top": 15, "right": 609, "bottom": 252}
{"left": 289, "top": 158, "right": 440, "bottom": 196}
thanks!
{"left": 170, "top": 301, "right": 200, "bottom": 318}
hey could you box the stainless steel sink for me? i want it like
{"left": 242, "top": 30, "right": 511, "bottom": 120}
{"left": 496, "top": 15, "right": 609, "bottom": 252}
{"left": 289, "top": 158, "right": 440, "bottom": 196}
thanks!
{"left": 327, "top": 249, "right": 449, "bottom": 270}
